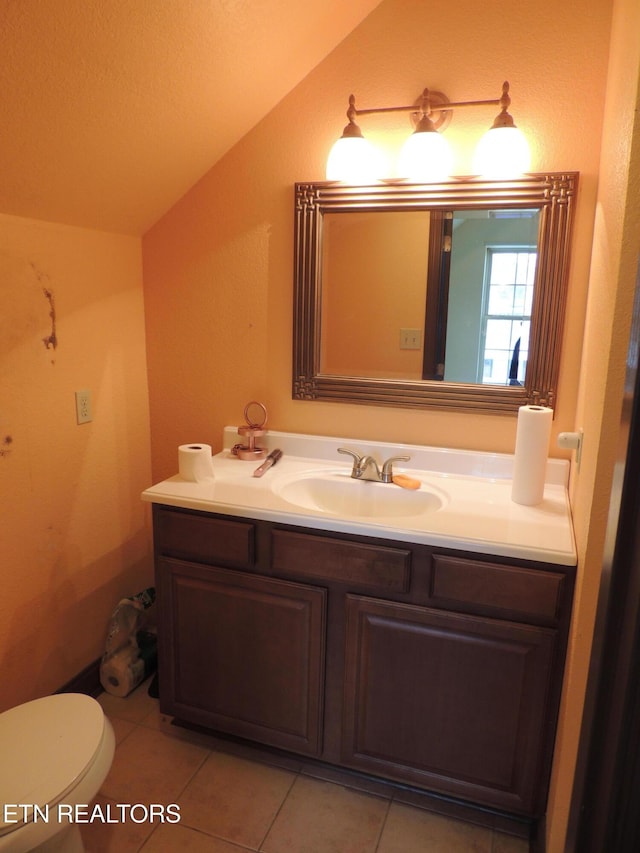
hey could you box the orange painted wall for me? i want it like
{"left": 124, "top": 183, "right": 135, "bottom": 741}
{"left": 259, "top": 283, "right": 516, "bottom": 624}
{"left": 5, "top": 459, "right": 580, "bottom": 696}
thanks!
{"left": 143, "top": 0, "right": 611, "bottom": 483}
{"left": 0, "top": 215, "right": 152, "bottom": 711}
{"left": 321, "top": 211, "right": 429, "bottom": 379}
{"left": 545, "top": 0, "right": 640, "bottom": 848}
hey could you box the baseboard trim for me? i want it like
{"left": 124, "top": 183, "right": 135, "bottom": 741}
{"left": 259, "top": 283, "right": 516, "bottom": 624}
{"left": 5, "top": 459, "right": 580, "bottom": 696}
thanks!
{"left": 55, "top": 657, "right": 102, "bottom": 697}
{"left": 531, "top": 812, "right": 546, "bottom": 852}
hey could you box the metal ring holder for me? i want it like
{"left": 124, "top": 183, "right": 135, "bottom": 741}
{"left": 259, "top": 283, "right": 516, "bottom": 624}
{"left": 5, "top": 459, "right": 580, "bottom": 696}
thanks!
{"left": 232, "top": 401, "right": 268, "bottom": 460}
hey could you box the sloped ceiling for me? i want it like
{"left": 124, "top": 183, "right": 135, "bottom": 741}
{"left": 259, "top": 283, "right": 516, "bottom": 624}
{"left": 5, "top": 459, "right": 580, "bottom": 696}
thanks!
{"left": 0, "top": 0, "right": 382, "bottom": 235}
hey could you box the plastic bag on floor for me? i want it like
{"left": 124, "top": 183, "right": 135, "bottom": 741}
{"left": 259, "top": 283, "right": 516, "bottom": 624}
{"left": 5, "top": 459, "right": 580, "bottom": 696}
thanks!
{"left": 100, "top": 587, "right": 157, "bottom": 698}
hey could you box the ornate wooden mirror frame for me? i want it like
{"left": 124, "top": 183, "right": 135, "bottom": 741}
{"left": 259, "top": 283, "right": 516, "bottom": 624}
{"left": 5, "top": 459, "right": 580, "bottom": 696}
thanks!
{"left": 293, "top": 172, "right": 578, "bottom": 415}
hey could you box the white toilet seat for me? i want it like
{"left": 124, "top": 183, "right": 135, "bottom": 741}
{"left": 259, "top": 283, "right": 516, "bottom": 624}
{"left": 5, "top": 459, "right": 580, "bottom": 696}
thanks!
{"left": 0, "top": 693, "right": 115, "bottom": 852}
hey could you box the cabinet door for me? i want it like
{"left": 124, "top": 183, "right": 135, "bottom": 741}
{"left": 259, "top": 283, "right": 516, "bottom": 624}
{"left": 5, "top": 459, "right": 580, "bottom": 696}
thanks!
{"left": 343, "top": 595, "right": 557, "bottom": 815}
{"left": 157, "top": 557, "right": 326, "bottom": 756}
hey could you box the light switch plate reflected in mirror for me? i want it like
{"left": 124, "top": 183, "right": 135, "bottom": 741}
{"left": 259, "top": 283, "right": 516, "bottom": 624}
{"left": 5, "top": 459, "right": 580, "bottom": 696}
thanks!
{"left": 400, "top": 329, "right": 423, "bottom": 350}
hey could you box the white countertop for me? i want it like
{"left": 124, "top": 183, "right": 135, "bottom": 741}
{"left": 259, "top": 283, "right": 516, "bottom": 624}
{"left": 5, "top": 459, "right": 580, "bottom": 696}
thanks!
{"left": 141, "top": 429, "right": 577, "bottom": 567}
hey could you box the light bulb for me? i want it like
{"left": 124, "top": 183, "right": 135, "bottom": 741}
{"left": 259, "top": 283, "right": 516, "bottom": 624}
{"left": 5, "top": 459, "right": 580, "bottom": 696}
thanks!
{"left": 473, "top": 125, "right": 531, "bottom": 178}
{"left": 397, "top": 129, "right": 453, "bottom": 182}
{"left": 325, "top": 136, "right": 384, "bottom": 183}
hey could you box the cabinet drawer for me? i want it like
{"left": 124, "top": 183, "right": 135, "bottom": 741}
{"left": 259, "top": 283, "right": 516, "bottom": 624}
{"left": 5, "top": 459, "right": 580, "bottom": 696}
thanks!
{"left": 272, "top": 530, "right": 410, "bottom": 592}
{"left": 431, "top": 555, "right": 564, "bottom": 622}
{"left": 154, "top": 507, "right": 255, "bottom": 568}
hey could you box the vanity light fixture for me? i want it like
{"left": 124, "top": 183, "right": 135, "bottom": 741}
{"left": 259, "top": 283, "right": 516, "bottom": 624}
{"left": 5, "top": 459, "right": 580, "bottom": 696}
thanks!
{"left": 325, "top": 81, "right": 531, "bottom": 183}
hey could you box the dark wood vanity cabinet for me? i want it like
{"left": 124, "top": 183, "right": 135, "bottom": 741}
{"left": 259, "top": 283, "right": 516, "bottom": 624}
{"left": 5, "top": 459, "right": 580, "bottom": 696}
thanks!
{"left": 152, "top": 504, "right": 574, "bottom": 824}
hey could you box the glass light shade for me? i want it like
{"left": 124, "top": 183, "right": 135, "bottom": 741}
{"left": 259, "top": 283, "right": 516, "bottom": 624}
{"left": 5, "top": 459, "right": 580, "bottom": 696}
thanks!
{"left": 396, "top": 130, "right": 454, "bottom": 182}
{"left": 325, "top": 136, "right": 384, "bottom": 183}
{"left": 472, "top": 126, "right": 531, "bottom": 178}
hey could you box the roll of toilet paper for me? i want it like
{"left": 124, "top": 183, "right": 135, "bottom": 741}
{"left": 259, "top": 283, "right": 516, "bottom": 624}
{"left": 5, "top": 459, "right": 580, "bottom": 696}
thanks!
{"left": 178, "top": 443, "right": 214, "bottom": 482}
{"left": 99, "top": 646, "right": 145, "bottom": 698}
{"left": 511, "top": 405, "right": 553, "bottom": 506}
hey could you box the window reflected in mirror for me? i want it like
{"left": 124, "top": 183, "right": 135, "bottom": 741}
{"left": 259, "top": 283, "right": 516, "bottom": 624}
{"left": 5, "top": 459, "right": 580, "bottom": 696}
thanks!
{"left": 478, "top": 247, "right": 536, "bottom": 386}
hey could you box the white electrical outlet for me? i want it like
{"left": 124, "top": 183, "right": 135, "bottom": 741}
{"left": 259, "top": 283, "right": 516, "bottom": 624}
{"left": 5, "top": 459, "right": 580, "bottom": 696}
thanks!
{"left": 75, "top": 390, "right": 92, "bottom": 424}
{"left": 400, "top": 328, "right": 422, "bottom": 350}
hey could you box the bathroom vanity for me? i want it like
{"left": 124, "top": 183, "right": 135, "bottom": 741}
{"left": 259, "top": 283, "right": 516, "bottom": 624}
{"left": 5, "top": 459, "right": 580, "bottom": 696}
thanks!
{"left": 143, "top": 430, "right": 576, "bottom": 835}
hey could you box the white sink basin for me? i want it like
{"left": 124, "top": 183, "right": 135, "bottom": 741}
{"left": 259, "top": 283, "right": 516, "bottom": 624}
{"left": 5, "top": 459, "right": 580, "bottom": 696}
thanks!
{"left": 272, "top": 471, "right": 444, "bottom": 518}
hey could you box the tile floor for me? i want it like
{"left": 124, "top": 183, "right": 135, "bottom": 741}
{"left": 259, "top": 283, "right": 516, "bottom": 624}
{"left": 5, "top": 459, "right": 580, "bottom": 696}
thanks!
{"left": 82, "top": 680, "right": 531, "bottom": 852}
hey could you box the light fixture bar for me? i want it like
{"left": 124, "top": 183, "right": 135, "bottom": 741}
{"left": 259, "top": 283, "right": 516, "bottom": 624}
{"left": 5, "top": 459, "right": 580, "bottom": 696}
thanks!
{"left": 354, "top": 104, "right": 432, "bottom": 115}
{"left": 326, "top": 82, "right": 529, "bottom": 183}
{"left": 347, "top": 82, "right": 512, "bottom": 122}
{"left": 438, "top": 97, "right": 501, "bottom": 109}
{"left": 352, "top": 96, "right": 501, "bottom": 116}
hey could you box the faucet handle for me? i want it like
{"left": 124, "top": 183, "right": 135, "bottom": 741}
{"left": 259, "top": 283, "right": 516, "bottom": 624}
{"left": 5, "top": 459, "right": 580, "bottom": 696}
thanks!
{"left": 381, "top": 454, "right": 411, "bottom": 482}
{"left": 338, "top": 447, "right": 362, "bottom": 468}
{"left": 338, "top": 447, "right": 364, "bottom": 477}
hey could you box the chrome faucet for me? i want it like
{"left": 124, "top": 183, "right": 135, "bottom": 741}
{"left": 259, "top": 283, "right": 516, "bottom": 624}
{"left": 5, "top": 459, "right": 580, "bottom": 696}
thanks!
{"left": 355, "top": 454, "right": 382, "bottom": 482}
{"left": 338, "top": 448, "right": 411, "bottom": 483}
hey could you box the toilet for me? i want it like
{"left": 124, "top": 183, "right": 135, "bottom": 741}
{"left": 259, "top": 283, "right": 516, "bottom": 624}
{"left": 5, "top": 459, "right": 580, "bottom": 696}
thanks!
{"left": 0, "top": 693, "right": 115, "bottom": 853}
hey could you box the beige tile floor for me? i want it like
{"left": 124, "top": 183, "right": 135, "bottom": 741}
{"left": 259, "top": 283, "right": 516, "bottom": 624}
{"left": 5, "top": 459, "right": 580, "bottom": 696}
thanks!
{"left": 82, "top": 680, "right": 531, "bottom": 852}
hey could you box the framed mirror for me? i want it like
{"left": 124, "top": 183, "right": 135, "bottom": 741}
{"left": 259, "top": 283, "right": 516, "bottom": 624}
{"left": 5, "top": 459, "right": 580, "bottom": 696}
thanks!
{"left": 293, "top": 173, "right": 578, "bottom": 414}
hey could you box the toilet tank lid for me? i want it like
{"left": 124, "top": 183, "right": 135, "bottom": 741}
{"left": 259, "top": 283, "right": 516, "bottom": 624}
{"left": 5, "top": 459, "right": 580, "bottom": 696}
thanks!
{"left": 0, "top": 693, "right": 105, "bottom": 831}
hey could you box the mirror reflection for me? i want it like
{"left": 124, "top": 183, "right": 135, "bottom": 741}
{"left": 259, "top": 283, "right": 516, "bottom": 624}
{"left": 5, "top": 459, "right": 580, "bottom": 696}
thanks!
{"left": 320, "top": 210, "right": 432, "bottom": 380}
{"left": 294, "top": 174, "right": 578, "bottom": 414}
{"left": 320, "top": 208, "right": 540, "bottom": 386}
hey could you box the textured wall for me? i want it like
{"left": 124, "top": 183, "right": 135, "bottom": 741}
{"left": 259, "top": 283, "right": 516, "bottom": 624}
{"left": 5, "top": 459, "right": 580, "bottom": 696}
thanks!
{"left": 0, "top": 216, "right": 152, "bottom": 710}
{"left": 546, "top": 0, "right": 640, "bottom": 848}
{"left": 143, "top": 0, "right": 612, "bottom": 480}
